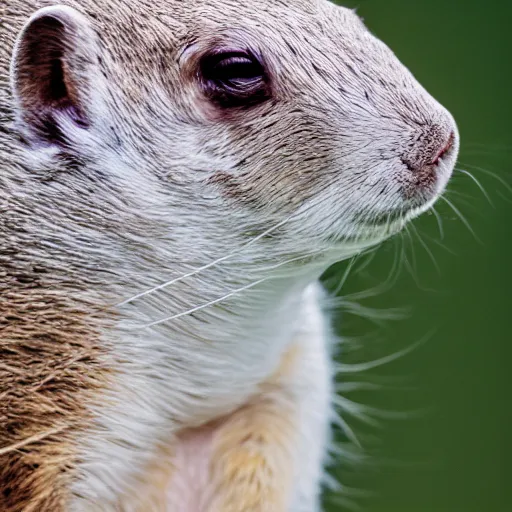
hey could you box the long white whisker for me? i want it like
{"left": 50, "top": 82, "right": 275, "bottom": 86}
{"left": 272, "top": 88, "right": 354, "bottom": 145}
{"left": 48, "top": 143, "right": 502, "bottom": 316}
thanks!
{"left": 409, "top": 222, "right": 441, "bottom": 275}
{"left": 329, "top": 495, "right": 364, "bottom": 512}
{"left": 333, "top": 300, "right": 408, "bottom": 322}
{"left": 335, "top": 395, "right": 425, "bottom": 421}
{"left": 458, "top": 161, "right": 512, "bottom": 196}
{"left": 335, "top": 382, "right": 383, "bottom": 393}
{"left": 138, "top": 278, "right": 266, "bottom": 329}
{"left": 353, "top": 247, "right": 378, "bottom": 276}
{"left": 117, "top": 215, "right": 293, "bottom": 307}
{"left": 332, "top": 255, "right": 358, "bottom": 296}
{"left": 332, "top": 396, "right": 381, "bottom": 427}
{"left": 345, "top": 232, "right": 403, "bottom": 301}
{"left": 431, "top": 206, "right": 445, "bottom": 241}
{"left": 331, "top": 413, "right": 363, "bottom": 448}
{"left": 256, "top": 249, "right": 328, "bottom": 275}
{"left": 440, "top": 195, "right": 482, "bottom": 244}
{"left": 135, "top": 248, "right": 328, "bottom": 330}
{"left": 455, "top": 168, "right": 494, "bottom": 207}
{"left": 463, "top": 142, "right": 512, "bottom": 151}
{"left": 403, "top": 224, "right": 420, "bottom": 284}
{"left": 415, "top": 231, "right": 457, "bottom": 256}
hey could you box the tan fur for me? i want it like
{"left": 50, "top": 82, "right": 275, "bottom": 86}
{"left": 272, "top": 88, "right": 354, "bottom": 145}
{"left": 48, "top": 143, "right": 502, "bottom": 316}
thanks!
{"left": 1, "top": 4, "right": 119, "bottom": 508}
{"left": 208, "top": 345, "right": 302, "bottom": 512}
{"left": 209, "top": 399, "right": 296, "bottom": 512}
{"left": 118, "top": 344, "right": 301, "bottom": 512}
{"left": 0, "top": 288, "right": 110, "bottom": 512}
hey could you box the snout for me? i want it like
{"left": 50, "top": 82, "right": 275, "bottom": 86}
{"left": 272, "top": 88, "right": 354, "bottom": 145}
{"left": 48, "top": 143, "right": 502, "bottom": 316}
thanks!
{"left": 401, "top": 124, "right": 456, "bottom": 173}
{"left": 399, "top": 121, "right": 459, "bottom": 205}
{"left": 432, "top": 131, "right": 456, "bottom": 166}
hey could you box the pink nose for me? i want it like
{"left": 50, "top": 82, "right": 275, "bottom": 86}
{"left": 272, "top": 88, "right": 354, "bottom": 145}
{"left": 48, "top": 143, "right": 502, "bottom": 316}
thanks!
{"left": 432, "top": 132, "right": 455, "bottom": 166}
{"left": 401, "top": 127, "right": 456, "bottom": 173}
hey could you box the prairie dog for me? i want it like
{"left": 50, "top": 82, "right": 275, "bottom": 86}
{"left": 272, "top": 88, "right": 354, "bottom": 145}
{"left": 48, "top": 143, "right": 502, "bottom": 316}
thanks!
{"left": 0, "top": 0, "right": 459, "bottom": 511}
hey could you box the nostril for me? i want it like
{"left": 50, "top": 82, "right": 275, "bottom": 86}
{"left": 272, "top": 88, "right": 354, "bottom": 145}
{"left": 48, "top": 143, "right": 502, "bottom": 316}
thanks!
{"left": 432, "top": 131, "right": 455, "bottom": 166}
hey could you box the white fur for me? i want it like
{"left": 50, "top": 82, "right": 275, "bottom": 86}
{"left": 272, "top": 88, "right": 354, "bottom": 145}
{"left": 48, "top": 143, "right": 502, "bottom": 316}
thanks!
{"left": 70, "top": 240, "right": 354, "bottom": 510}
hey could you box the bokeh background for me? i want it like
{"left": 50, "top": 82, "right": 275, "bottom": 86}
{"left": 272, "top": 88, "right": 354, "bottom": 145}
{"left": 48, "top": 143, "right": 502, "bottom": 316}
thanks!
{"left": 323, "top": 1, "right": 512, "bottom": 511}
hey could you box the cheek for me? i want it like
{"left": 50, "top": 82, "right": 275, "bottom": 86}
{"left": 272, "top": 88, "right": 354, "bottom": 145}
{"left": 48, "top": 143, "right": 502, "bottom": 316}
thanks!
{"left": 208, "top": 152, "right": 334, "bottom": 213}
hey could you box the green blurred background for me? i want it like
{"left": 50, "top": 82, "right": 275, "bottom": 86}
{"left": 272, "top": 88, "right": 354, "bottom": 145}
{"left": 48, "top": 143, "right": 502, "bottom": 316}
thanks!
{"left": 323, "top": 1, "right": 512, "bottom": 511}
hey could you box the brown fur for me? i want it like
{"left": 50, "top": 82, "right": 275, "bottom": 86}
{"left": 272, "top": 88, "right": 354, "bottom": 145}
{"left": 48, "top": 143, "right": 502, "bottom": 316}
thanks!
{"left": 0, "top": 287, "right": 110, "bottom": 512}
{"left": 0, "top": 2, "right": 155, "bottom": 506}
{"left": 1, "top": 5, "right": 112, "bottom": 506}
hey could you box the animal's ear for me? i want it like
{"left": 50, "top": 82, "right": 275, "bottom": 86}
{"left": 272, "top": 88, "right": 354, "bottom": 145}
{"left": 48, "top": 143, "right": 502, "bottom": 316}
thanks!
{"left": 10, "top": 5, "right": 101, "bottom": 146}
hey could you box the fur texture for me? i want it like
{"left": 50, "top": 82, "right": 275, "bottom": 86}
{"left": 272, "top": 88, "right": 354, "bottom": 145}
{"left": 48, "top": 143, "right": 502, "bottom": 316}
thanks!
{"left": 0, "top": 0, "right": 459, "bottom": 510}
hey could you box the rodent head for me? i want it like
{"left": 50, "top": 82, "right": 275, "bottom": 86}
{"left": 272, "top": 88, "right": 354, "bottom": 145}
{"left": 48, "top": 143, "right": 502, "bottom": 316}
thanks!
{"left": 8, "top": 0, "right": 459, "bottom": 274}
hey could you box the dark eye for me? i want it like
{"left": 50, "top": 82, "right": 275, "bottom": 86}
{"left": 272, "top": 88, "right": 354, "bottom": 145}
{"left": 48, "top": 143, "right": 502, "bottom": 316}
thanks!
{"left": 200, "top": 50, "right": 270, "bottom": 108}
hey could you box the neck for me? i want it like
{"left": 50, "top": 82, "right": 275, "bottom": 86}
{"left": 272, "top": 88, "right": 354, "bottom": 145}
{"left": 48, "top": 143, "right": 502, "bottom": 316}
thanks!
{"left": 108, "top": 238, "right": 363, "bottom": 420}
{"left": 65, "top": 216, "right": 375, "bottom": 503}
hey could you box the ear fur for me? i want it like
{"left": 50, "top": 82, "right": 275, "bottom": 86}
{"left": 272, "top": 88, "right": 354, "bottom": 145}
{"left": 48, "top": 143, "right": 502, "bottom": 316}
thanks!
{"left": 10, "top": 5, "right": 101, "bottom": 146}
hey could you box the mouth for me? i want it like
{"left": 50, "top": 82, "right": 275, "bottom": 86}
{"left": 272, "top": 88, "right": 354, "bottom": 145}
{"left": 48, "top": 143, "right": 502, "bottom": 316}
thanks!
{"left": 346, "top": 201, "right": 428, "bottom": 246}
{"left": 323, "top": 213, "right": 407, "bottom": 248}
{"left": 321, "top": 127, "right": 459, "bottom": 248}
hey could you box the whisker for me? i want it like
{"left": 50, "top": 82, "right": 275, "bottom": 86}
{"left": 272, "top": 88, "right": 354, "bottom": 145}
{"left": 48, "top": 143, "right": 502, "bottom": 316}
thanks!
{"left": 440, "top": 195, "right": 482, "bottom": 244}
{"left": 257, "top": 250, "right": 327, "bottom": 275}
{"left": 414, "top": 231, "right": 457, "bottom": 256}
{"left": 332, "top": 255, "right": 358, "bottom": 296}
{"left": 332, "top": 395, "right": 381, "bottom": 427}
{"left": 328, "top": 482, "right": 374, "bottom": 500}
{"left": 455, "top": 168, "right": 494, "bottom": 207}
{"left": 388, "top": 235, "right": 406, "bottom": 290}
{"left": 328, "top": 494, "right": 364, "bottom": 512}
{"left": 463, "top": 142, "right": 512, "bottom": 153}
{"left": 430, "top": 206, "right": 445, "bottom": 241}
{"left": 352, "top": 246, "right": 379, "bottom": 276}
{"left": 328, "top": 299, "right": 408, "bottom": 323}
{"left": 403, "top": 225, "right": 423, "bottom": 286}
{"left": 335, "top": 382, "right": 383, "bottom": 393}
{"left": 338, "top": 235, "right": 406, "bottom": 302}
{"left": 117, "top": 215, "right": 293, "bottom": 307}
{"left": 403, "top": 225, "right": 415, "bottom": 267}
{"left": 135, "top": 248, "right": 329, "bottom": 330}
{"left": 496, "top": 189, "right": 512, "bottom": 204}
{"left": 138, "top": 278, "right": 267, "bottom": 329}
{"left": 408, "top": 222, "right": 441, "bottom": 275}
{"left": 335, "top": 395, "right": 425, "bottom": 421}
{"left": 458, "top": 161, "right": 512, "bottom": 196}
{"left": 331, "top": 412, "right": 363, "bottom": 448}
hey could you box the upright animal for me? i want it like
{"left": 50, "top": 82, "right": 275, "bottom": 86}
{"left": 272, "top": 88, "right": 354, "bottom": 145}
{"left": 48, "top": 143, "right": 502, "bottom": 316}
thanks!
{"left": 0, "top": 0, "right": 459, "bottom": 510}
